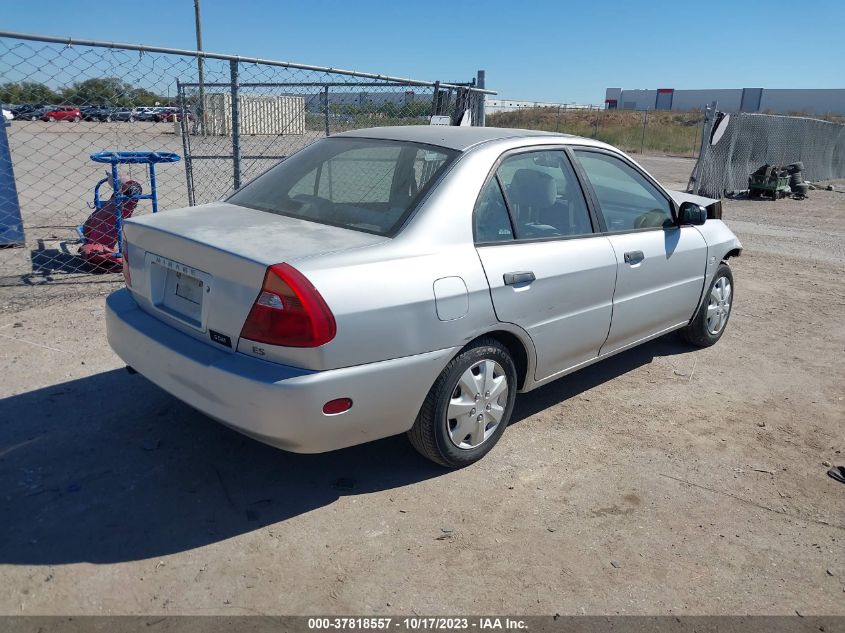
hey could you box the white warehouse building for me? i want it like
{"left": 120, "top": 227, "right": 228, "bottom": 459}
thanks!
{"left": 605, "top": 87, "right": 845, "bottom": 115}
{"left": 485, "top": 99, "right": 594, "bottom": 115}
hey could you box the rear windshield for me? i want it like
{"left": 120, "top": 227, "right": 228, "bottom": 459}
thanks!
{"left": 227, "top": 137, "right": 457, "bottom": 236}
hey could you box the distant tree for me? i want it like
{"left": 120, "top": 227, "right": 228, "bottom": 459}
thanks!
{"left": 128, "top": 87, "right": 162, "bottom": 107}
{"left": 61, "top": 77, "right": 134, "bottom": 106}
{"left": 0, "top": 81, "right": 60, "bottom": 104}
{"left": 56, "top": 77, "right": 164, "bottom": 107}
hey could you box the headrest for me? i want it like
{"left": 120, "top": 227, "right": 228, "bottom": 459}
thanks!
{"left": 509, "top": 169, "right": 556, "bottom": 209}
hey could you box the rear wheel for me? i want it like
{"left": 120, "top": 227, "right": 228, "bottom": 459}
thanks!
{"left": 408, "top": 338, "right": 517, "bottom": 468}
{"left": 682, "top": 263, "right": 734, "bottom": 347}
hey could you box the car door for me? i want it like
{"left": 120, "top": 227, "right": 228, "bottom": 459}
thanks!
{"left": 474, "top": 149, "right": 618, "bottom": 382}
{"left": 571, "top": 148, "right": 708, "bottom": 355}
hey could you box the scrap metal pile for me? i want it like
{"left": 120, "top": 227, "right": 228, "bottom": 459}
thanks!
{"left": 748, "top": 162, "right": 809, "bottom": 200}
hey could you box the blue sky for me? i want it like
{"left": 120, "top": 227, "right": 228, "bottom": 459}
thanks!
{"left": 4, "top": 0, "right": 844, "bottom": 103}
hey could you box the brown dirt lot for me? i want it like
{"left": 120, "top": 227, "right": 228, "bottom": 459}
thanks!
{"left": 0, "top": 154, "right": 843, "bottom": 615}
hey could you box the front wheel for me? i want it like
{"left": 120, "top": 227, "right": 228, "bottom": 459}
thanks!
{"left": 681, "top": 262, "right": 734, "bottom": 347}
{"left": 408, "top": 338, "right": 517, "bottom": 468}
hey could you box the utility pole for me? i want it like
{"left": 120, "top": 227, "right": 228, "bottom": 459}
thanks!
{"left": 194, "top": 0, "right": 205, "bottom": 134}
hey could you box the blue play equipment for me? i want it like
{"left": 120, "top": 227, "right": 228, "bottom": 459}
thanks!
{"left": 77, "top": 151, "right": 180, "bottom": 263}
{"left": 0, "top": 119, "right": 25, "bottom": 247}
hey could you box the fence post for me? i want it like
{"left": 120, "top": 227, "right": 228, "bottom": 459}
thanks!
{"left": 229, "top": 59, "right": 241, "bottom": 190}
{"left": 688, "top": 101, "right": 717, "bottom": 193}
{"left": 429, "top": 81, "right": 441, "bottom": 120}
{"left": 476, "top": 70, "right": 486, "bottom": 126}
{"left": 555, "top": 105, "right": 561, "bottom": 133}
{"left": 692, "top": 113, "right": 700, "bottom": 158}
{"left": 593, "top": 107, "right": 599, "bottom": 138}
{"left": 176, "top": 79, "right": 195, "bottom": 207}
{"left": 323, "top": 85, "right": 330, "bottom": 136}
{"left": 640, "top": 109, "right": 648, "bottom": 154}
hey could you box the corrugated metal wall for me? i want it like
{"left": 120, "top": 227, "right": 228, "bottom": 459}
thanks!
{"left": 203, "top": 94, "right": 306, "bottom": 135}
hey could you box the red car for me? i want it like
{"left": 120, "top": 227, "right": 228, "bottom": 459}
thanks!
{"left": 41, "top": 106, "right": 81, "bottom": 122}
{"left": 159, "top": 109, "right": 195, "bottom": 123}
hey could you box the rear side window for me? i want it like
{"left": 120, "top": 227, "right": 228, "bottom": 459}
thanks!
{"left": 228, "top": 138, "right": 456, "bottom": 236}
{"left": 495, "top": 150, "right": 593, "bottom": 239}
{"left": 474, "top": 178, "right": 513, "bottom": 243}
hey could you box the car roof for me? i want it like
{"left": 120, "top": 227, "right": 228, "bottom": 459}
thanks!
{"left": 335, "top": 126, "right": 585, "bottom": 151}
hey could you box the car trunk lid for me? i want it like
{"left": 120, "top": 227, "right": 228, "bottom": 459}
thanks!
{"left": 122, "top": 202, "right": 387, "bottom": 364}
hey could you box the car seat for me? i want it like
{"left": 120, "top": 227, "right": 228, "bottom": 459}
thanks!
{"left": 508, "top": 169, "right": 561, "bottom": 238}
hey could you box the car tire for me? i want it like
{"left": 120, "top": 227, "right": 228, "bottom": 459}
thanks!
{"left": 105, "top": 116, "right": 112, "bottom": 123}
{"left": 408, "top": 337, "right": 517, "bottom": 468}
{"left": 48, "top": 116, "right": 55, "bottom": 122}
{"left": 30, "top": 115, "right": 37, "bottom": 121}
{"left": 128, "top": 116, "right": 135, "bottom": 123}
{"left": 72, "top": 116, "right": 80, "bottom": 123}
{"left": 681, "top": 263, "right": 734, "bottom": 348}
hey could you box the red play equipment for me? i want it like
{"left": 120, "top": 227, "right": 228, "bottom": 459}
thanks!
{"left": 77, "top": 151, "right": 180, "bottom": 271}
{"left": 79, "top": 179, "right": 142, "bottom": 270}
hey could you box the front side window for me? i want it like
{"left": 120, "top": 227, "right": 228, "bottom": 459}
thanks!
{"left": 495, "top": 150, "right": 593, "bottom": 239}
{"left": 573, "top": 150, "right": 673, "bottom": 231}
{"left": 228, "top": 137, "right": 456, "bottom": 236}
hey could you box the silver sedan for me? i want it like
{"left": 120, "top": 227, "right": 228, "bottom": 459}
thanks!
{"left": 106, "top": 126, "right": 741, "bottom": 467}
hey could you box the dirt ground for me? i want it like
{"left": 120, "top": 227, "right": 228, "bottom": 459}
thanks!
{"left": 0, "top": 152, "right": 843, "bottom": 616}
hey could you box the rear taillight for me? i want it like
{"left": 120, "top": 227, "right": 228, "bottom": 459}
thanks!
{"left": 240, "top": 263, "right": 336, "bottom": 348}
{"left": 121, "top": 229, "right": 131, "bottom": 287}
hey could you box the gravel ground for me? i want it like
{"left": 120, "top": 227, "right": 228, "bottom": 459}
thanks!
{"left": 0, "top": 147, "right": 843, "bottom": 615}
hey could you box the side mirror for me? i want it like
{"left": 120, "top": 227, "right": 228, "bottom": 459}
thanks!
{"left": 678, "top": 201, "right": 707, "bottom": 226}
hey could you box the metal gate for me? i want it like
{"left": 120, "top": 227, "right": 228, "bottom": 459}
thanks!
{"left": 176, "top": 74, "right": 488, "bottom": 207}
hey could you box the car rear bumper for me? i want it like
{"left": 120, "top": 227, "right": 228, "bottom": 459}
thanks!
{"left": 106, "top": 289, "right": 456, "bottom": 453}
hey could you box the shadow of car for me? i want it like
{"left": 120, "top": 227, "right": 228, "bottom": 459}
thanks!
{"left": 0, "top": 334, "right": 691, "bottom": 564}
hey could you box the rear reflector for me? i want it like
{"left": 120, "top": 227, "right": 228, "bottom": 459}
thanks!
{"left": 322, "top": 398, "right": 353, "bottom": 415}
{"left": 240, "top": 263, "right": 336, "bottom": 348}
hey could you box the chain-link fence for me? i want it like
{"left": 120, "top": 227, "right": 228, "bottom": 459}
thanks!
{"left": 688, "top": 111, "right": 845, "bottom": 198}
{"left": 0, "top": 31, "right": 491, "bottom": 302}
{"left": 485, "top": 105, "right": 705, "bottom": 158}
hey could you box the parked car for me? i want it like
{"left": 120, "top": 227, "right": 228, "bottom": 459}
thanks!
{"left": 10, "top": 104, "right": 46, "bottom": 120}
{"left": 101, "top": 108, "right": 136, "bottom": 122}
{"left": 131, "top": 107, "right": 160, "bottom": 122}
{"left": 41, "top": 106, "right": 81, "bottom": 122}
{"left": 106, "top": 127, "right": 741, "bottom": 468}
{"left": 152, "top": 107, "right": 185, "bottom": 122}
{"left": 80, "top": 105, "right": 108, "bottom": 121}
{"left": 159, "top": 108, "right": 194, "bottom": 123}
{"left": 15, "top": 105, "right": 52, "bottom": 121}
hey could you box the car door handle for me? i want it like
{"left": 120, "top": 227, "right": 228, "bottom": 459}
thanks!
{"left": 503, "top": 271, "right": 536, "bottom": 286}
{"left": 624, "top": 251, "right": 645, "bottom": 264}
